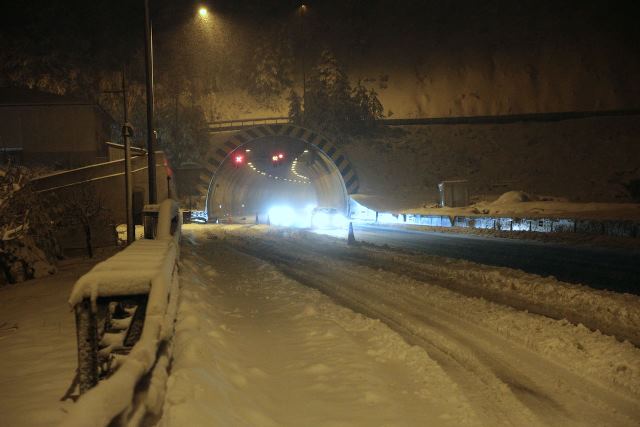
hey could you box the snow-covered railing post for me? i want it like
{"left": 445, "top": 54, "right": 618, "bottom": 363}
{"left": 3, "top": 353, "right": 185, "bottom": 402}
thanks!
{"left": 74, "top": 298, "right": 99, "bottom": 393}
{"left": 61, "top": 199, "right": 181, "bottom": 427}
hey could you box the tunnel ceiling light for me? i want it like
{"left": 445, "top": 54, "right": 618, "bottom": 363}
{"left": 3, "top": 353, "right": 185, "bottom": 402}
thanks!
{"left": 245, "top": 149, "right": 251, "bottom": 152}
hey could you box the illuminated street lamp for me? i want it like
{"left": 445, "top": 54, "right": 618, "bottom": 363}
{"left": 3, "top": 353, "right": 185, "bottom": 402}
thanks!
{"left": 143, "top": 2, "right": 211, "bottom": 206}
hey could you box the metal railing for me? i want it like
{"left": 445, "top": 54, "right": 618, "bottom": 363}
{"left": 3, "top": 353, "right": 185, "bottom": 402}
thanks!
{"left": 205, "top": 109, "right": 640, "bottom": 133}
{"left": 207, "top": 116, "right": 290, "bottom": 132}
{"left": 60, "top": 200, "right": 181, "bottom": 427}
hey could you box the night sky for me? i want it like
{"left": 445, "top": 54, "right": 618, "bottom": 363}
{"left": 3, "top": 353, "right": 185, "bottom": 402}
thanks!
{"left": 2, "top": 0, "right": 639, "bottom": 116}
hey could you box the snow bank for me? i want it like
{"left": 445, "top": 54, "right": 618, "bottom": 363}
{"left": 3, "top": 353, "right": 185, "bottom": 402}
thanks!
{"left": 492, "top": 190, "right": 533, "bottom": 204}
{"left": 289, "top": 229, "right": 640, "bottom": 346}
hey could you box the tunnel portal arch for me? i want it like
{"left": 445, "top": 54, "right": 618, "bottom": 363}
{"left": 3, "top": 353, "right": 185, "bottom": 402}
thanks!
{"left": 198, "top": 124, "right": 360, "bottom": 215}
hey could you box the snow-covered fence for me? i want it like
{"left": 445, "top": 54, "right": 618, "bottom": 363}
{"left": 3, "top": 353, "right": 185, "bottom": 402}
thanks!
{"left": 575, "top": 219, "right": 640, "bottom": 238}
{"left": 417, "top": 215, "right": 453, "bottom": 227}
{"left": 403, "top": 214, "right": 640, "bottom": 238}
{"left": 61, "top": 199, "right": 181, "bottom": 427}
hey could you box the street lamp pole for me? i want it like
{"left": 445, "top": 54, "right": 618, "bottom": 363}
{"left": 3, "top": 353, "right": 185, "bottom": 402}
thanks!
{"left": 121, "top": 68, "right": 135, "bottom": 245}
{"left": 143, "top": 0, "right": 157, "bottom": 204}
{"left": 299, "top": 4, "right": 307, "bottom": 125}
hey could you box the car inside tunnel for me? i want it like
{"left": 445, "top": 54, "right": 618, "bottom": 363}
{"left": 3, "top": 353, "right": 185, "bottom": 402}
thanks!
{"left": 206, "top": 136, "right": 349, "bottom": 225}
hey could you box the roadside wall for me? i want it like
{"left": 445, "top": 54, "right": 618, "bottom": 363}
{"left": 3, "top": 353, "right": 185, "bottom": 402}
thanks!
{"left": 31, "top": 153, "right": 174, "bottom": 253}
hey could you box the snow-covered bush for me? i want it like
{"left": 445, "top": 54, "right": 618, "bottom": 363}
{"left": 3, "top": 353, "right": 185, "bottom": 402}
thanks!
{"left": 0, "top": 165, "right": 60, "bottom": 285}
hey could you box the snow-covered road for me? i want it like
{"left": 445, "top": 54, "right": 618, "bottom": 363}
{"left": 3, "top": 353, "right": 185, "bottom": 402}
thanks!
{"left": 162, "top": 224, "right": 640, "bottom": 426}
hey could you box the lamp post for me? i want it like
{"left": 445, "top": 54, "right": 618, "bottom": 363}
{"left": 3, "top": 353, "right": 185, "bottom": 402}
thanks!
{"left": 299, "top": 4, "right": 307, "bottom": 124}
{"left": 142, "top": 3, "right": 210, "bottom": 206}
{"left": 143, "top": 0, "right": 157, "bottom": 204}
{"left": 121, "top": 70, "right": 135, "bottom": 245}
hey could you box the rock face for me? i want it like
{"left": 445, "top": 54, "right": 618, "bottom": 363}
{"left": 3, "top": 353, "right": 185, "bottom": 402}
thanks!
{"left": 344, "top": 115, "right": 640, "bottom": 204}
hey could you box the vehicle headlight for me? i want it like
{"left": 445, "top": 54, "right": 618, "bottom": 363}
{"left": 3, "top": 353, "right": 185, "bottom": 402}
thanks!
{"left": 332, "top": 214, "right": 347, "bottom": 228}
{"left": 268, "top": 206, "right": 296, "bottom": 227}
{"left": 312, "top": 212, "right": 331, "bottom": 228}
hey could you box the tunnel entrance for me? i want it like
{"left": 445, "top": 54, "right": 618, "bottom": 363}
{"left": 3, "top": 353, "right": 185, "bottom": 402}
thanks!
{"left": 200, "top": 124, "right": 359, "bottom": 224}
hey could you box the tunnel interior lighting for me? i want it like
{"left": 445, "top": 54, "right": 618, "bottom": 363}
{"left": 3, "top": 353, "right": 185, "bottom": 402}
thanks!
{"left": 290, "top": 157, "right": 309, "bottom": 181}
{"left": 246, "top": 159, "right": 310, "bottom": 184}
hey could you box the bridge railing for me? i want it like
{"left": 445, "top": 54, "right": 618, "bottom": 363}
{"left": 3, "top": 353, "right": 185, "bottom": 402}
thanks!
{"left": 60, "top": 199, "right": 181, "bottom": 427}
{"left": 206, "top": 109, "right": 640, "bottom": 133}
{"left": 208, "top": 116, "right": 290, "bottom": 132}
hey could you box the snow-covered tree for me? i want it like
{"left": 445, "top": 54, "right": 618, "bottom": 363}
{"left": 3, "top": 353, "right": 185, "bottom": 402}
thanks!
{"left": 55, "top": 185, "right": 112, "bottom": 259}
{"left": 300, "top": 50, "right": 384, "bottom": 140}
{"left": 248, "top": 33, "right": 294, "bottom": 105}
{"left": 287, "top": 90, "right": 303, "bottom": 125}
{"left": 0, "top": 166, "right": 59, "bottom": 285}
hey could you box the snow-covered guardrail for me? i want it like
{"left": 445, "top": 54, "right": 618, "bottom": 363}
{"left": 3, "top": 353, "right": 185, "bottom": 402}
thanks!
{"left": 60, "top": 199, "right": 181, "bottom": 427}
{"left": 368, "top": 213, "right": 640, "bottom": 239}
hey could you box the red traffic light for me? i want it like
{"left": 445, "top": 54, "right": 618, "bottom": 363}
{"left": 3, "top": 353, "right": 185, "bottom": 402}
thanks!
{"left": 234, "top": 154, "right": 244, "bottom": 164}
{"left": 278, "top": 153, "right": 284, "bottom": 159}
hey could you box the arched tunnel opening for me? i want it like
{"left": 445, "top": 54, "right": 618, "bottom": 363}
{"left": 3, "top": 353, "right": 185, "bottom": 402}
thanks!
{"left": 206, "top": 135, "right": 349, "bottom": 225}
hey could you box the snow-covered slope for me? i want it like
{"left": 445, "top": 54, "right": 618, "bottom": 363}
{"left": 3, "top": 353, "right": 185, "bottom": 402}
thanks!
{"left": 345, "top": 115, "right": 640, "bottom": 204}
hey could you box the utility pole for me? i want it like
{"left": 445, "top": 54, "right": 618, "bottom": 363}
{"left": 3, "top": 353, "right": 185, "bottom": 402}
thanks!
{"left": 144, "top": 0, "right": 157, "bottom": 204}
{"left": 103, "top": 67, "right": 135, "bottom": 245}
{"left": 121, "top": 69, "right": 135, "bottom": 245}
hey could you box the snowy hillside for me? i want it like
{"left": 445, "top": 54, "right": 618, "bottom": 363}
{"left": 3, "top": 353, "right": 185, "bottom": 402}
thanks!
{"left": 344, "top": 115, "right": 640, "bottom": 205}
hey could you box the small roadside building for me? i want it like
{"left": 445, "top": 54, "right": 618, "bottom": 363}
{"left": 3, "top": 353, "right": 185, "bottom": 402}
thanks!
{"left": 0, "top": 87, "right": 114, "bottom": 168}
{"left": 438, "top": 179, "right": 469, "bottom": 207}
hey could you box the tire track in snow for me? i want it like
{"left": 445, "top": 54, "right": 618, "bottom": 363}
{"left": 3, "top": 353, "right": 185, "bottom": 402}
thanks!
{"left": 226, "top": 233, "right": 640, "bottom": 426}
{"left": 228, "top": 238, "right": 541, "bottom": 426}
